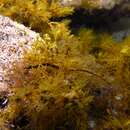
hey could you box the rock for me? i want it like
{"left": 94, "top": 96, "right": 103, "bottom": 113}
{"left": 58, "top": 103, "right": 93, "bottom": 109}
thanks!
{"left": 100, "top": 0, "right": 123, "bottom": 9}
{"left": 0, "top": 96, "right": 8, "bottom": 109}
{"left": 0, "top": 15, "right": 39, "bottom": 92}
{"left": 60, "top": 0, "right": 126, "bottom": 9}
{"left": 60, "top": 0, "right": 82, "bottom": 7}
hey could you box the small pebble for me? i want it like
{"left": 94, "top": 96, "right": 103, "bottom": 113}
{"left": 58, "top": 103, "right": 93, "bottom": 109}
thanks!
{"left": 0, "top": 97, "right": 8, "bottom": 109}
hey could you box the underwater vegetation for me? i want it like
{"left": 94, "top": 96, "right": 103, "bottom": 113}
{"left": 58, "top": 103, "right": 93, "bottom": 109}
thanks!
{"left": 0, "top": 0, "right": 130, "bottom": 130}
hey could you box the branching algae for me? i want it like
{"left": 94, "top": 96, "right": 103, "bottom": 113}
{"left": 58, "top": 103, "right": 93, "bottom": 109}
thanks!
{"left": 0, "top": 0, "right": 130, "bottom": 130}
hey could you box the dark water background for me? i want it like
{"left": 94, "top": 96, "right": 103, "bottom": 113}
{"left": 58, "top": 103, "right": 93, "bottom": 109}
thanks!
{"left": 110, "top": 17, "right": 130, "bottom": 41}
{"left": 67, "top": 8, "right": 130, "bottom": 41}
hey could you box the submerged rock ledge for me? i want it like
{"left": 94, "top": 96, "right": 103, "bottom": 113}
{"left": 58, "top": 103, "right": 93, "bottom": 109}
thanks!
{"left": 60, "top": 0, "right": 128, "bottom": 10}
{"left": 0, "top": 15, "right": 39, "bottom": 92}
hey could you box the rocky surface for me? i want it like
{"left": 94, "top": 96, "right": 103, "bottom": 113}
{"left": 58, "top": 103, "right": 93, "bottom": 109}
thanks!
{"left": 60, "top": 0, "right": 126, "bottom": 9}
{"left": 0, "top": 15, "right": 39, "bottom": 92}
{"left": 100, "top": 0, "right": 124, "bottom": 9}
